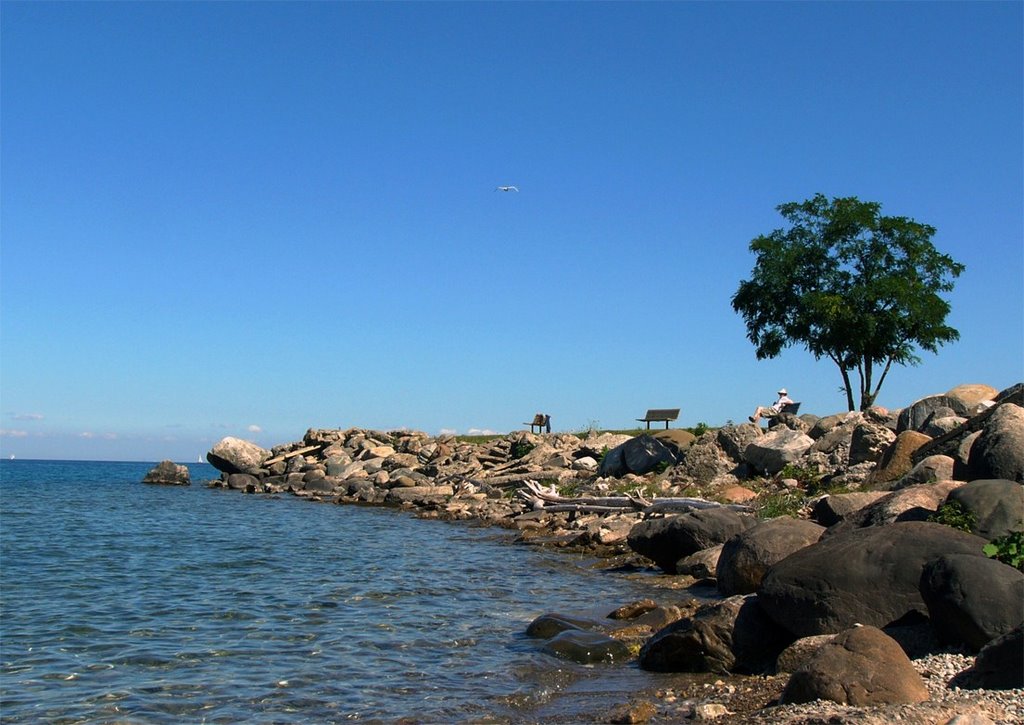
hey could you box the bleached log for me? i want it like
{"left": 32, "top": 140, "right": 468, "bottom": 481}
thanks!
{"left": 263, "top": 445, "right": 322, "bottom": 466}
{"left": 518, "top": 479, "right": 752, "bottom": 515}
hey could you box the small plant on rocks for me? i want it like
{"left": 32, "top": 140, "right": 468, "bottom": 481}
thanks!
{"left": 928, "top": 500, "right": 977, "bottom": 533}
{"left": 755, "top": 489, "right": 805, "bottom": 519}
{"left": 983, "top": 531, "right": 1024, "bottom": 571}
{"left": 509, "top": 440, "right": 535, "bottom": 460}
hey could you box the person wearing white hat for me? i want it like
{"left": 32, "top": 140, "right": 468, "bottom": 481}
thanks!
{"left": 750, "top": 388, "right": 795, "bottom": 425}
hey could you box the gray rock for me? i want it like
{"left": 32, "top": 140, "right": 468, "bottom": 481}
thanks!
{"left": 622, "top": 435, "right": 681, "bottom": 476}
{"left": 303, "top": 477, "right": 337, "bottom": 494}
{"left": 541, "top": 629, "right": 631, "bottom": 664}
{"left": 959, "top": 626, "right": 1024, "bottom": 690}
{"left": 897, "top": 394, "right": 971, "bottom": 433}
{"left": 892, "top": 454, "right": 955, "bottom": 489}
{"left": 627, "top": 508, "right": 757, "bottom": 574}
{"left": 677, "top": 544, "right": 722, "bottom": 579}
{"left": 825, "top": 480, "right": 963, "bottom": 536}
{"left": 142, "top": 460, "right": 190, "bottom": 486}
{"left": 716, "top": 517, "right": 825, "bottom": 596}
{"left": 638, "top": 594, "right": 791, "bottom": 674}
{"left": 744, "top": 428, "right": 815, "bottom": 475}
{"left": 810, "top": 492, "right": 888, "bottom": 527}
{"left": 758, "top": 522, "right": 989, "bottom": 638}
{"left": 920, "top": 554, "right": 1024, "bottom": 651}
{"left": 923, "top": 415, "right": 968, "bottom": 438}
{"left": 716, "top": 424, "right": 763, "bottom": 464}
{"left": 808, "top": 413, "right": 848, "bottom": 440}
{"left": 207, "top": 437, "right": 269, "bottom": 475}
{"left": 678, "top": 434, "right": 734, "bottom": 483}
{"left": 848, "top": 422, "right": 897, "bottom": 465}
{"left": 226, "top": 473, "right": 260, "bottom": 491}
{"left": 966, "top": 403, "right": 1024, "bottom": 482}
{"left": 526, "top": 613, "right": 602, "bottom": 639}
{"left": 780, "top": 625, "right": 929, "bottom": 705}
{"left": 945, "top": 479, "right": 1024, "bottom": 540}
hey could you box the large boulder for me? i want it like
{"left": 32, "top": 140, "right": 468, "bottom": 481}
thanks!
{"left": 677, "top": 434, "right": 734, "bottom": 483}
{"left": 716, "top": 517, "right": 825, "bottom": 596}
{"left": 780, "top": 625, "right": 929, "bottom": 706}
{"left": 743, "top": 428, "right": 814, "bottom": 475}
{"left": 627, "top": 508, "right": 757, "bottom": 574}
{"left": 207, "top": 437, "right": 270, "bottom": 475}
{"left": 758, "top": 522, "right": 990, "bottom": 638}
{"left": 865, "top": 431, "right": 932, "bottom": 488}
{"left": 598, "top": 435, "right": 682, "bottom": 477}
{"left": 959, "top": 627, "right": 1024, "bottom": 690}
{"left": 810, "top": 491, "right": 888, "bottom": 527}
{"left": 945, "top": 479, "right": 1024, "bottom": 540}
{"left": 823, "top": 480, "right": 962, "bottom": 536}
{"left": 848, "top": 422, "right": 897, "bottom": 465}
{"left": 919, "top": 554, "right": 1024, "bottom": 651}
{"left": 897, "top": 394, "right": 971, "bottom": 433}
{"left": 892, "top": 454, "right": 955, "bottom": 489}
{"left": 966, "top": 403, "right": 1024, "bottom": 482}
{"left": 142, "top": 460, "right": 190, "bottom": 486}
{"left": 716, "top": 424, "right": 763, "bottom": 464}
{"left": 638, "top": 594, "right": 792, "bottom": 674}
{"left": 945, "top": 383, "right": 1000, "bottom": 411}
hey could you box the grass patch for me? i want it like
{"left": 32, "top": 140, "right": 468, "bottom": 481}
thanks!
{"left": 755, "top": 490, "right": 805, "bottom": 519}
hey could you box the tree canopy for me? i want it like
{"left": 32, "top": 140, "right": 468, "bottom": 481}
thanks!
{"left": 732, "top": 194, "right": 965, "bottom": 411}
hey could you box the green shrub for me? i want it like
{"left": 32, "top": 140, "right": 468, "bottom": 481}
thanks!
{"left": 688, "top": 422, "right": 710, "bottom": 437}
{"left": 983, "top": 531, "right": 1024, "bottom": 571}
{"left": 510, "top": 440, "right": 535, "bottom": 460}
{"left": 928, "top": 501, "right": 977, "bottom": 533}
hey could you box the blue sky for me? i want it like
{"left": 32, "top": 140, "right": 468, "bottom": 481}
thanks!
{"left": 2, "top": 1, "right": 1021, "bottom": 462}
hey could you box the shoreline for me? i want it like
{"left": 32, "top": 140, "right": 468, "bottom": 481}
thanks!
{"left": 190, "top": 383, "right": 1022, "bottom": 723}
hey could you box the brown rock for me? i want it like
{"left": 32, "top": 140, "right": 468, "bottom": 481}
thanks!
{"left": 866, "top": 430, "right": 932, "bottom": 488}
{"left": 946, "top": 383, "right": 999, "bottom": 410}
{"left": 781, "top": 625, "right": 929, "bottom": 706}
{"left": 608, "top": 700, "right": 657, "bottom": 724}
{"left": 720, "top": 485, "right": 758, "bottom": 503}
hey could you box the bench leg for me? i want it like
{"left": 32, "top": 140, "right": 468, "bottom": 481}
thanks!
{"left": 664, "top": 421, "right": 669, "bottom": 429}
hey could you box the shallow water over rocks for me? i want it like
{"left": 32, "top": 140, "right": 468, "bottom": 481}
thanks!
{"left": 1, "top": 459, "right": 685, "bottom": 723}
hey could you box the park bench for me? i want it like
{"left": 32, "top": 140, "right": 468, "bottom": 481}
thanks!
{"left": 523, "top": 413, "right": 550, "bottom": 434}
{"left": 636, "top": 408, "right": 680, "bottom": 430}
{"left": 766, "top": 402, "right": 802, "bottom": 428}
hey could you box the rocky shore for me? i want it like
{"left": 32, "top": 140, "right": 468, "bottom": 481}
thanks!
{"left": 165, "top": 382, "right": 1023, "bottom": 724}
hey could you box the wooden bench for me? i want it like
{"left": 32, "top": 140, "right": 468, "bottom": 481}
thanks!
{"left": 523, "top": 413, "right": 550, "bottom": 434}
{"left": 636, "top": 408, "right": 680, "bottom": 430}
{"left": 766, "top": 402, "right": 801, "bottom": 428}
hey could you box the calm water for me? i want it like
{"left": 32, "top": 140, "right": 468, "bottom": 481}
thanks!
{"left": 0, "top": 460, "right": 677, "bottom": 723}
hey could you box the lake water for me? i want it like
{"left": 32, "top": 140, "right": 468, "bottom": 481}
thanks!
{"left": 0, "top": 459, "right": 685, "bottom": 723}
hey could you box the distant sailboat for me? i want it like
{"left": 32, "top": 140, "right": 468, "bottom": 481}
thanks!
{"left": 9, "top": 454, "right": 14, "bottom": 460}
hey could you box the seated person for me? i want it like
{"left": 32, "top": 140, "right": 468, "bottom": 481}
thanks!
{"left": 750, "top": 388, "right": 794, "bottom": 425}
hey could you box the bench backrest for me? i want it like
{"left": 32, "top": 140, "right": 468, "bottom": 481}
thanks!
{"left": 530, "top": 413, "right": 547, "bottom": 425}
{"left": 643, "top": 408, "right": 680, "bottom": 421}
{"left": 779, "top": 402, "right": 801, "bottom": 415}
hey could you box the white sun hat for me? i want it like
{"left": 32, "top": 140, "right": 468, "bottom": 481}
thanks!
{"left": 778, "top": 388, "right": 788, "bottom": 395}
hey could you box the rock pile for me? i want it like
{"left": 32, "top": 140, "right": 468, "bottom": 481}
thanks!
{"left": 202, "top": 381, "right": 1024, "bottom": 720}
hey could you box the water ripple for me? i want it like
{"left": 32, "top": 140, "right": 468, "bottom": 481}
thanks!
{"left": 1, "top": 460, "right": 663, "bottom": 722}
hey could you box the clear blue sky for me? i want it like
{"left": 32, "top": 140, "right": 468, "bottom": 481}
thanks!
{"left": 2, "top": 1, "right": 1021, "bottom": 462}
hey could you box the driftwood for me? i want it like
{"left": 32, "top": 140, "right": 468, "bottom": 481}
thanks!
{"left": 517, "top": 479, "right": 752, "bottom": 516}
{"left": 263, "top": 445, "right": 322, "bottom": 467}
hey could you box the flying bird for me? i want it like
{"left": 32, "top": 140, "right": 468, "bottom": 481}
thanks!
{"left": 495, "top": 185, "right": 519, "bottom": 192}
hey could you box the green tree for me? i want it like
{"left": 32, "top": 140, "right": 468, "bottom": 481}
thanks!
{"left": 732, "top": 194, "right": 964, "bottom": 411}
